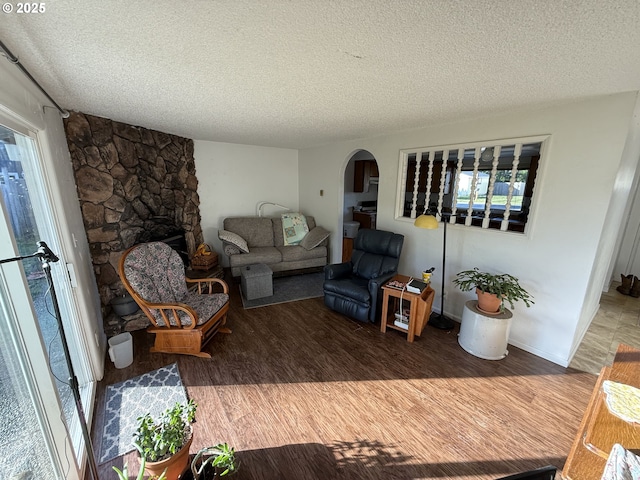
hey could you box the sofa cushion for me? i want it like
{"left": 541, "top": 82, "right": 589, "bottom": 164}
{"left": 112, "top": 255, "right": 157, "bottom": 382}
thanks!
{"left": 224, "top": 217, "right": 274, "bottom": 247}
{"left": 300, "top": 226, "right": 330, "bottom": 250}
{"left": 277, "top": 245, "right": 327, "bottom": 262}
{"left": 228, "top": 246, "right": 282, "bottom": 268}
{"left": 323, "top": 276, "right": 370, "bottom": 303}
{"left": 218, "top": 230, "right": 249, "bottom": 253}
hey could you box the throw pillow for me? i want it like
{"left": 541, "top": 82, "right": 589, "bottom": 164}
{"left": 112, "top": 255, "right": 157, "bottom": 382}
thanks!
{"left": 300, "top": 226, "right": 330, "bottom": 250}
{"left": 281, "top": 212, "right": 309, "bottom": 246}
{"left": 223, "top": 243, "right": 241, "bottom": 256}
{"left": 218, "top": 230, "right": 249, "bottom": 253}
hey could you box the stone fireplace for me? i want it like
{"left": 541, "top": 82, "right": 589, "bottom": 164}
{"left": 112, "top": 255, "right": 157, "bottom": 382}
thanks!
{"left": 64, "top": 112, "right": 204, "bottom": 326}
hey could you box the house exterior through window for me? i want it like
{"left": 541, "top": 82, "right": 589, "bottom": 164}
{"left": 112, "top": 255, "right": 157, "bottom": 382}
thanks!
{"left": 395, "top": 135, "right": 547, "bottom": 233}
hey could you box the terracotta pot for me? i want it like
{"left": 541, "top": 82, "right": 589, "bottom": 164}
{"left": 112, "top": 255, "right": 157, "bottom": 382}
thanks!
{"left": 476, "top": 288, "right": 502, "bottom": 315}
{"left": 145, "top": 433, "right": 193, "bottom": 480}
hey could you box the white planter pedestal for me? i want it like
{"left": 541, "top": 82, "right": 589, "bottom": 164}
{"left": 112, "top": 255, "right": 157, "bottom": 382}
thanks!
{"left": 458, "top": 300, "right": 513, "bottom": 360}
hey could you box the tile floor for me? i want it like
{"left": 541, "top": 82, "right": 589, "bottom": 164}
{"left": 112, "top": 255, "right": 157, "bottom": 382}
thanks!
{"left": 569, "top": 281, "right": 640, "bottom": 374}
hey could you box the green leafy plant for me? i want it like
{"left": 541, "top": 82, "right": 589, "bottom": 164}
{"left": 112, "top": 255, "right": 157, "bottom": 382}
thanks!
{"left": 453, "top": 268, "right": 534, "bottom": 311}
{"left": 190, "top": 443, "right": 238, "bottom": 479}
{"left": 113, "top": 444, "right": 167, "bottom": 480}
{"left": 133, "top": 400, "right": 197, "bottom": 463}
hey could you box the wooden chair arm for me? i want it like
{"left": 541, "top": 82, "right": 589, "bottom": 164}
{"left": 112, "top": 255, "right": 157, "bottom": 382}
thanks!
{"left": 142, "top": 301, "right": 198, "bottom": 330}
{"left": 185, "top": 277, "right": 229, "bottom": 294}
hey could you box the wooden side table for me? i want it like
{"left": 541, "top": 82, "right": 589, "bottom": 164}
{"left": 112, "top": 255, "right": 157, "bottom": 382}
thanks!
{"left": 380, "top": 274, "right": 435, "bottom": 342}
{"left": 185, "top": 265, "right": 225, "bottom": 292}
{"left": 185, "top": 264, "right": 224, "bottom": 280}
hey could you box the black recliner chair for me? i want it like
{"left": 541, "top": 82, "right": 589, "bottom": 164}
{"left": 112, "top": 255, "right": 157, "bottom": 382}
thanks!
{"left": 323, "top": 229, "right": 404, "bottom": 323}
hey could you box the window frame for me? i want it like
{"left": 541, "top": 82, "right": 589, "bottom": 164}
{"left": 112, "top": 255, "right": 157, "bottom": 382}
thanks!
{"left": 394, "top": 135, "right": 549, "bottom": 235}
{"left": 0, "top": 114, "right": 89, "bottom": 480}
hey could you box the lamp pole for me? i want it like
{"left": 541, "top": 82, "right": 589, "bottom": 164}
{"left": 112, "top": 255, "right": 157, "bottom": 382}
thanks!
{"left": 428, "top": 214, "right": 455, "bottom": 330}
{"left": 0, "top": 241, "right": 100, "bottom": 480}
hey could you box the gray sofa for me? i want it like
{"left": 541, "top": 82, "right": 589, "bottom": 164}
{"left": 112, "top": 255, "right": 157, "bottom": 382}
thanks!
{"left": 220, "top": 215, "right": 330, "bottom": 277}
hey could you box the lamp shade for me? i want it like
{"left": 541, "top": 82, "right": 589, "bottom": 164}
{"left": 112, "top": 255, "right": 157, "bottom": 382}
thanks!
{"left": 414, "top": 214, "right": 439, "bottom": 229}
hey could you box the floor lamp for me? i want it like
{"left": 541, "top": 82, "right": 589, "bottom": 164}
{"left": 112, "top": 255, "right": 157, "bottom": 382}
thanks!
{"left": 414, "top": 213, "right": 455, "bottom": 330}
{"left": 0, "top": 241, "right": 100, "bottom": 480}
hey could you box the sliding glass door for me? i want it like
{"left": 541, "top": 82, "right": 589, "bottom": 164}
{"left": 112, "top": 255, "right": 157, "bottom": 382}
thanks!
{"left": 0, "top": 121, "right": 89, "bottom": 480}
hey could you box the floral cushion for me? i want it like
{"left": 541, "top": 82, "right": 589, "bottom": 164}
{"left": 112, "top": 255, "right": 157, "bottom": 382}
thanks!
{"left": 181, "top": 292, "right": 229, "bottom": 326}
{"left": 123, "top": 242, "right": 228, "bottom": 327}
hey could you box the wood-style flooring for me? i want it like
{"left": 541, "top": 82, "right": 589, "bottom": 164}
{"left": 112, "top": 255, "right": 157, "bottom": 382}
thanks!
{"left": 570, "top": 281, "right": 640, "bottom": 374}
{"left": 91, "top": 279, "right": 597, "bottom": 480}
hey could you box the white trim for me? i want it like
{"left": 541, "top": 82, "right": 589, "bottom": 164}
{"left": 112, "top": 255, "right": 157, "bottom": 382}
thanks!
{"left": 395, "top": 134, "right": 550, "bottom": 237}
{"left": 0, "top": 116, "right": 86, "bottom": 480}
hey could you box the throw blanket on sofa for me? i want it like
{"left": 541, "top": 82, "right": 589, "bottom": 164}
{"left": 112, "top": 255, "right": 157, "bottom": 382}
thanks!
{"left": 282, "top": 212, "right": 309, "bottom": 245}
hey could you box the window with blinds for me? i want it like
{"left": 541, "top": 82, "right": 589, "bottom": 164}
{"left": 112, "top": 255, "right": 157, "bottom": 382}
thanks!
{"left": 395, "top": 135, "right": 547, "bottom": 233}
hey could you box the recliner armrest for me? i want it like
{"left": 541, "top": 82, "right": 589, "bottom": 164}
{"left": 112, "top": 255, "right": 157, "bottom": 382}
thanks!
{"left": 324, "top": 262, "right": 352, "bottom": 280}
{"left": 367, "top": 271, "right": 398, "bottom": 322}
{"left": 368, "top": 272, "right": 396, "bottom": 294}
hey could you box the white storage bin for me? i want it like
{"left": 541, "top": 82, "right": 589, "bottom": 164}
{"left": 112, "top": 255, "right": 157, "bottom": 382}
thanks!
{"left": 108, "top": 332, "right": 133, "bottom": 369}
{"left": 344, "top": 221, "right": 360, "bottom": 238}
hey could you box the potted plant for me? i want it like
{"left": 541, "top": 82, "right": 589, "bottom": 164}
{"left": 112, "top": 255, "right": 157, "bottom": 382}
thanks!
{"left": 188, "top": 443, "right": 238, "bottom": 479}
{"left": 133, "top": 399, "right": 197, "bottom": 480}
{"left": 453, "top": 267, "right": 534, "bottom": 314}
{"left": 113, "top": 444, "right": 167, "bottom": 480}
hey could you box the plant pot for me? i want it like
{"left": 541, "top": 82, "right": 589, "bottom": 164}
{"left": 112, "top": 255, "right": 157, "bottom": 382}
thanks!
{"left": 146, "top": 433, "right": 193, "bottom": 480}
{"left": 110, "top": 293, "right": 139, "bottom": 317}
{"left": 458, "top": 300, "right": 514, "bottom": 360}
{"left": 475, "top": 288, "right": 502, "bottom": 315}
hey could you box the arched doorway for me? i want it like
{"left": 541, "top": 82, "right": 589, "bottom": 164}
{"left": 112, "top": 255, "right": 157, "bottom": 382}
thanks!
{"left": 342, "top": 150, "right": 379, "bottom": 261}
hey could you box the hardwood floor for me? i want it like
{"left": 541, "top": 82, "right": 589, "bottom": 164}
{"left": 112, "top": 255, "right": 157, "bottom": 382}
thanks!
{"left": 91, "top": 282, "right": 597, "bottom": 480}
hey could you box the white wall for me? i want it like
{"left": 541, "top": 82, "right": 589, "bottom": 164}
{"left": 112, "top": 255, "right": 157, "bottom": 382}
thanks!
{"left": 0, "top": 60, "right": 105, "bottom": 379}
{"left": 194, "top": 140, "right": 299, "bottom": 265}
{"left": 299, "top": 93, "right": 639, "bottom": 367}
{"left": 610, "top": 98, "right": 640, "bottom": 287}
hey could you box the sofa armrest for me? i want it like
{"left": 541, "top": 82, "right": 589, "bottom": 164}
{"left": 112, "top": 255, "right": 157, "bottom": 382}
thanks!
{"left": 324, "top": 262, "right": 352, "bottom": 280}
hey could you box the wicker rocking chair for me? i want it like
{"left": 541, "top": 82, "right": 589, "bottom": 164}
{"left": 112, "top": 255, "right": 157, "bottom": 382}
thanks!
{"left": 118, "top": 241, "right": 231, "bottom": 358}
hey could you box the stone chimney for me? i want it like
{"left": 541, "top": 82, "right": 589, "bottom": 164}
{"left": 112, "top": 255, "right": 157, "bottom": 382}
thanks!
{"left": 64, "top": 112, "right": 204, "bottom": 318}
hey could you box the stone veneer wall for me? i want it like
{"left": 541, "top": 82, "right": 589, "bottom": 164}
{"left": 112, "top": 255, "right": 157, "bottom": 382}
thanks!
{"left": 63, "top": 112, "right": 204, "bottom": 316}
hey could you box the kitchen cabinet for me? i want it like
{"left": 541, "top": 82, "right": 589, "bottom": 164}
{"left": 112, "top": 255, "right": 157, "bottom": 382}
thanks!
{"left": 354, "top": 160, "right": 379, "bottom": 193}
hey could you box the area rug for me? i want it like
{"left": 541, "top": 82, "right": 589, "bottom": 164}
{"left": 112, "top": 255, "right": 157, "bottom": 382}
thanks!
{"left": 241, "top": 272, "right": 324, "bottom": 309}
{"left": 99, "top": 363, "right": 187, "bottom": 463}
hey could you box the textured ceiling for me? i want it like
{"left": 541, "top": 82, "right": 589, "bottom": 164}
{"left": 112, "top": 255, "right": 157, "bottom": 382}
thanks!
{"left": 2, "top": 0, "right": 640, "bottom": 149}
